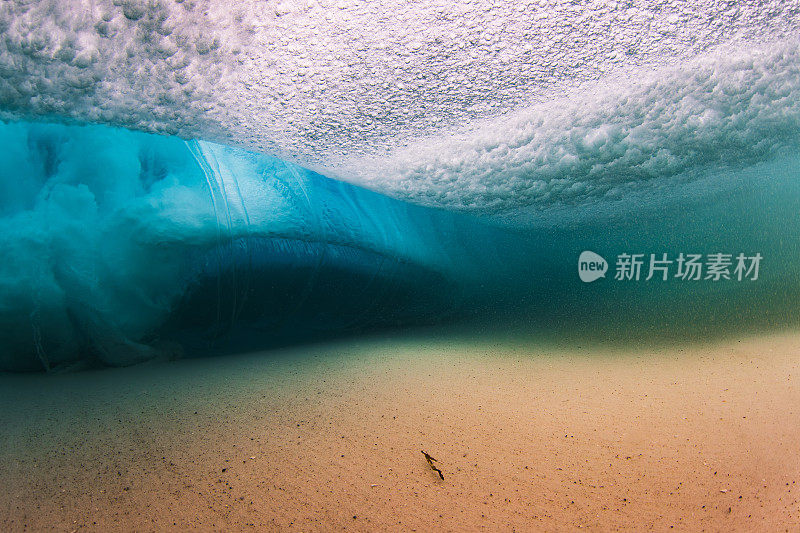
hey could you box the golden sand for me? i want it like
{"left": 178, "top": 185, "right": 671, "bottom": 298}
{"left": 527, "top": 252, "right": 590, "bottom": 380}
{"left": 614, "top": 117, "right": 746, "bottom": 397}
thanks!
{"left": 1, "top": 331, "right": 799, "bottom": 531}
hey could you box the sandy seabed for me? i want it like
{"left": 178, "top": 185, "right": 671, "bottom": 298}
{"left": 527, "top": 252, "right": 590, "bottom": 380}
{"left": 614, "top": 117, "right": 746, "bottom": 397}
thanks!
{"left": 1, "top": 330, "right": 799, "bottom": 532}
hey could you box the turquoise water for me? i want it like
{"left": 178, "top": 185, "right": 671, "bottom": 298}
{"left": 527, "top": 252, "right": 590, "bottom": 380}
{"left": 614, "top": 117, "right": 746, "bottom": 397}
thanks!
{"left": 1, "top": 120, "right": 799, "bottom": 371}
{"left": 0, "top": 122, "right": 532, "bottom": 370}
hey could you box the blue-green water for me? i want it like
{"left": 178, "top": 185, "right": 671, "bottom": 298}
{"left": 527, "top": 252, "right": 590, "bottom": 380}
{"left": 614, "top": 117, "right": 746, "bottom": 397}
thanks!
{"left": 1, "top": 120, "right": 799, "bottom": 371}
{"left": 0, "top": 122, "right": 527, "bottom": 370}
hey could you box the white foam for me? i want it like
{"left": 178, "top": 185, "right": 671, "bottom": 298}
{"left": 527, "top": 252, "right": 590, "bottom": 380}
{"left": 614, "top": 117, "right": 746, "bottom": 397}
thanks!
{"left": 2, "top": 1, "right": 799, "bottom": 211}
{"left": 362, "top": 41, "right": 800, "bottom": 212}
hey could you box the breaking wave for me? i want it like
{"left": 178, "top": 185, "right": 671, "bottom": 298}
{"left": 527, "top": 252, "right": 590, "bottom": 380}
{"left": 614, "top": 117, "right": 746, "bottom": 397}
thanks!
{"left": 2, "top": 1, "right": 800, "bottom": 371}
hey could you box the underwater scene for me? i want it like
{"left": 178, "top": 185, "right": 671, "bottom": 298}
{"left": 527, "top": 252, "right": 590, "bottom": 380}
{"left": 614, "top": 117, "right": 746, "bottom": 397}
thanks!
{"left": 1, "top": 1, "right": 800, "bottom": 531}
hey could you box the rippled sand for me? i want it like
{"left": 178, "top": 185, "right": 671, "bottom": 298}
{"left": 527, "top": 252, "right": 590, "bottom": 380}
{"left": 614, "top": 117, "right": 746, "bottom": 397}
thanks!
{"left": 2, "top": 330, "right": 799, "bottom": 531}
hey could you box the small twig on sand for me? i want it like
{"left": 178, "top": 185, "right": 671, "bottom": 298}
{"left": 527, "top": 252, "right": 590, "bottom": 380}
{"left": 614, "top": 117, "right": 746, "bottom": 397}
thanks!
{"left": 421, "top": 450, "right": 444, "bottom": 480}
